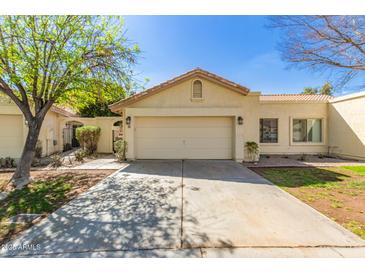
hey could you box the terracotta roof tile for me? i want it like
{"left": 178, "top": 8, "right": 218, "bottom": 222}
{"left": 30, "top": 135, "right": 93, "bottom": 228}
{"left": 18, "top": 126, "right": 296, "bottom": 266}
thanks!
{"left": 260, "top": 94, "right": 333, "bottom": 102}
{"left": 51, "top": 105, "right": 77, "bottom": 117}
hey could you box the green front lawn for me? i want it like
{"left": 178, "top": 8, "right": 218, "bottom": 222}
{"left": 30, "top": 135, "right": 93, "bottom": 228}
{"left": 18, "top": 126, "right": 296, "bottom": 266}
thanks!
{"left": 343, "top": 166, "right": 365, "bottom": 175}
{"left": 252, "top": 166, "right": 365, "bottom": 239}
{"left": 0, "top": 176, "right": 72, "bottom": 221}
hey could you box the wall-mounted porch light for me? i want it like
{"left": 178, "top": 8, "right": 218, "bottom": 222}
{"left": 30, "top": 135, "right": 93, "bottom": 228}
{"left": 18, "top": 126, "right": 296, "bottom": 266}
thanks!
{"left": 126, "top": 116, "right": 131, "bottom": 128}
{"left": 237, "top": 116, "right": 243, "bottom": 125}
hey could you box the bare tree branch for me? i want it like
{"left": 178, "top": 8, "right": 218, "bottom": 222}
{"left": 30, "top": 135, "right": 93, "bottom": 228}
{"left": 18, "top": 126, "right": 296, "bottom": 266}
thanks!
{"left": 269, "top": 15, "right": 365, "bottom": 88}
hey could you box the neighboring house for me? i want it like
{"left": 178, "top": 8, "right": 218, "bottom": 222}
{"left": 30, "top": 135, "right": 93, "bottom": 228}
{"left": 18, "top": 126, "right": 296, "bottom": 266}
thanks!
{"left": 109, "top": 68, "right": 365, "bottom": 161}
{"left": 0, "top": 96, "right": 122, "bottom": 159}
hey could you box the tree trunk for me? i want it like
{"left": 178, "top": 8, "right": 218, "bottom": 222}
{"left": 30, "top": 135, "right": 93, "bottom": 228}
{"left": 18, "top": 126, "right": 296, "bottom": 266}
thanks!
{"left": 11, "top": 118, "right": 43, "bottom": 189}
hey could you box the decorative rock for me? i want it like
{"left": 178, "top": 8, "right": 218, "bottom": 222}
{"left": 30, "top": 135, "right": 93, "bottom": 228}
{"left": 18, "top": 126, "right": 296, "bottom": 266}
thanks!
{"left": 0, "top": 191, "right": 8, "bottom": 201}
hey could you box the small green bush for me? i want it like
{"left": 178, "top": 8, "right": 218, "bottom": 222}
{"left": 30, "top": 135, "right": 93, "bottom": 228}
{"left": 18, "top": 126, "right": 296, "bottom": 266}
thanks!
{"left": 50, "top": 153, "right": 63, "bottom": 167}
{"left": 0, "top": 157, "right": 16, "bottom": 168}
{"left": 245, "top": 141, "right": 259, "bottom": 162}
{"left": 114, "top": 140, "right": 127, "bottom": 162}
{"left": 75, "top": 125, "right": 101, "bottom": 155}
{"left": 74, "top": 149, "right": 87, "bottom": 162}
{"left": 0, "top": 158, "right": 5, "bottom": 168}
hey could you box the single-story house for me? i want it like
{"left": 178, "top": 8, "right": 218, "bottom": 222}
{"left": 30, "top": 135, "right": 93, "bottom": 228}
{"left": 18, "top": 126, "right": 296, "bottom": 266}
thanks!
{"left": 109, "top": 68, "right": 365, "bottom": 161}
{"left": 0, "top": 96, "right": 122, "bottom": 159}
{"left": 1, "top": 68, "right": 364, "bottom": 161}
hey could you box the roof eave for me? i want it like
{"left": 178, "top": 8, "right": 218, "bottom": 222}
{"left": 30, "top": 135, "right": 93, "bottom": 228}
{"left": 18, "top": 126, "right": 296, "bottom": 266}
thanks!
{"left": 109, "top": 69, "right": 249, "bottom": 111}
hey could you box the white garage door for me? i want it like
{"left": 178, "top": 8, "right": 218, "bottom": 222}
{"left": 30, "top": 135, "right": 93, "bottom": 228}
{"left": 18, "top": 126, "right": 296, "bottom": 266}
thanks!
{"left": 135, "top": 117, "right": 233, "bottom": 159}
{"left": 0, "top": 115, "right": 23, "bottom": 158}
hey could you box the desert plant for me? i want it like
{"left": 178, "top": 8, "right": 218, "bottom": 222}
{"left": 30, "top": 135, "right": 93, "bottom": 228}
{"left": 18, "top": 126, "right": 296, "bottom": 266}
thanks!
{"left": 3, "top": 157, "right": 16, "bottom": 168}
{"left": 34, "top": 140, "right": 43, "bottom": 159}
{"left": 114, "top": 140, "right": 127, "bottom": 162}
{"left": 245, "top": 141, "right": 259, "bottom": 162}
{"left": 0, "top": 158, "right": 5, "bottom": 168}
{"left": 74, "top": 149, "right": 87, "bottom": 162}
{"left": 298, "top": 153, "right": 307, "bottom": 161}
{"left": 50, "top": 153, "right": 63, "bottom": 168}
{"left": 75, "top": 126, "right": 101, "bottom": 155}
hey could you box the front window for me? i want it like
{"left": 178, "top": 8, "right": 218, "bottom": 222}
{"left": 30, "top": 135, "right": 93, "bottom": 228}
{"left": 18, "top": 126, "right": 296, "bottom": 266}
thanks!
{"left": 293, "top": 119, "right": 322, "bottom": 143}
{"left": 260, "top": 118, "right": 278, "bottom": 143}
{"left": 192, "top": 80, "right": 203, "bottom": 99}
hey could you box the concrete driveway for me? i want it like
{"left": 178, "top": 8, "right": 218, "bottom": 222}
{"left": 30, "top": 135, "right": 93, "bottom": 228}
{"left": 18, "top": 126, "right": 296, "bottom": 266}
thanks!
{"left": 1, "top": 160, "right": 364, "bottom": 257}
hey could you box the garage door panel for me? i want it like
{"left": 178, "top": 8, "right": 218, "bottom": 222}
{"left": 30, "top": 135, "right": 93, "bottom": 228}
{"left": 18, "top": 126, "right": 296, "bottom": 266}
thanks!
{"left": 136, "top": 137, "right": 231, "bottom": 149}
{"left": 135, "top": 117, "right": 233, "bottom": 159}
{"left": 136, "top": 127, "right": 231, "bottom": 138}
{"left": 136, "top": 138, "right": 184, "bottom": 149}
{"left": 181, "top": 149, "right": 232, "bottom": 159}
{"left": 184, "top": 138, "right": 232, "bottom": 149}
{"left": 136, "top": 117, "right": 231, "bottom": 128}
{"left": 135, "top": 149, "right": 181, "bottom": 159}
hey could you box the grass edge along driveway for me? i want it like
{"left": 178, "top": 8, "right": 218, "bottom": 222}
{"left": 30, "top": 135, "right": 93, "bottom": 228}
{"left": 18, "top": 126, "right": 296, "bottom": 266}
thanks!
{"left": 251, "top": 166, "right": 365, "bottom": 240}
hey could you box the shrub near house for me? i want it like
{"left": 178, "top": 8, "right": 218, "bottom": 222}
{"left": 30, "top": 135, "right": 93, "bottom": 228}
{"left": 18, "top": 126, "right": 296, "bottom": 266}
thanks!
{"left": 75, "top": 126, "right": 101, "bottom": 155}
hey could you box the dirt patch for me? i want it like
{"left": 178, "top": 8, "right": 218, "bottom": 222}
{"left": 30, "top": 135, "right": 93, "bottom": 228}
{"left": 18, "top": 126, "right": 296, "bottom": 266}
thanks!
{"left": 284, "top": 187, "right": 365, "bottom": 225}
{"left": 252, "top": 166, "right": 365, "bottom": 239}
{"left": 0, "top": 169, "right": 116, "bottom": 244}
{"left": 0, "top": 169, "right": 115, "bottom": 192}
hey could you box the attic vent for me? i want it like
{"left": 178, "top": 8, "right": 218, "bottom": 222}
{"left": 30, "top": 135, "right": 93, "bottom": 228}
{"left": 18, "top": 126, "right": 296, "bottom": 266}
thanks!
{"left": 192, "top": 80, "right": 203, "bottom": 99}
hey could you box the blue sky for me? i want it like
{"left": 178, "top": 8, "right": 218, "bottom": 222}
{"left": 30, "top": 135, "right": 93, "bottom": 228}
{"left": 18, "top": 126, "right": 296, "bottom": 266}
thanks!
{"left": 123, "top": 16, "right": 356, "bottom": 95}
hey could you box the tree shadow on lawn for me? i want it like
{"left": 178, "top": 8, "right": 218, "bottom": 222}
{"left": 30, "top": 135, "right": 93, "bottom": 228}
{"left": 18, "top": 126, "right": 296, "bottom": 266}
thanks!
{"left": 251, "top": 167, "right": 351, "bottom": 188}
{"left": 0, "top": 171, "right": 113, "bottom": 246}
{"left": 0, "top": 176, "right": 72, "bottom": 217}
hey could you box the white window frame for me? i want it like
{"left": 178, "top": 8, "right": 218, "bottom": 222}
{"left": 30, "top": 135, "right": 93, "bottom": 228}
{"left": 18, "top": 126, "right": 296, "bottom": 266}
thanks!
{"left": 191, "top": 79, "right": 203, "bottom": 101}
{"left": 290, "top": 117, "right": 325, "bottom": 146}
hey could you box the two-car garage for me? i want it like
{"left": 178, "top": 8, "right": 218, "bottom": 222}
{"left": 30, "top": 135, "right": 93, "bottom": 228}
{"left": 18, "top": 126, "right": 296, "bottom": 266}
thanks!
{"left": 134, "top": 116, "right": 234, "bottom": 159}
{"left": 109, "top": 68, "right": 251, "bottom": 161}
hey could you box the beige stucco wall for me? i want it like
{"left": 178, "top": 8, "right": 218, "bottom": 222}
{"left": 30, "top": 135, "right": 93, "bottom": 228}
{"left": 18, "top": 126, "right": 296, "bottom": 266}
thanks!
{"left": 328, "top": 92, "right": 365, "bottom": 160}
{"left": 259, "top": 102, "right": 329, "bottom": 155}
{"left": 38, "top": 110, "right": 63, "bottom": 156}
{"left": 59, "top": 116, "right": 122, "bottom": 154}
{"left": 0, "top": 98, "right": 122, "bottom": 158}
{"left": 0, "top": 99, "right": 63, "bottom": 158}
{"left": 122, "top": 78, "right": 261, "bottom": 161}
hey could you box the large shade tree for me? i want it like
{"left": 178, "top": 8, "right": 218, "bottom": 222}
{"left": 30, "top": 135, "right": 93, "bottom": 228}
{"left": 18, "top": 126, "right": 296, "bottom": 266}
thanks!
{"left": 67, "top": 80, "right": 127, "bottom": 117}
{"left": 0, "top": 16, "right": 139, "bottom": 187}
{"left": 269, "top": 16, "right": 365, "bottom": 87}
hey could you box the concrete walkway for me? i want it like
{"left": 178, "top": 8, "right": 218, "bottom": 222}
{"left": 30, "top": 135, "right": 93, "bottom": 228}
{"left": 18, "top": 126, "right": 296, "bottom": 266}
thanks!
{"left": 1, "top": 160, "right": 364, "bottom": 258}
{"left": 70, "top": 155, "right": 128, "bottom": 170}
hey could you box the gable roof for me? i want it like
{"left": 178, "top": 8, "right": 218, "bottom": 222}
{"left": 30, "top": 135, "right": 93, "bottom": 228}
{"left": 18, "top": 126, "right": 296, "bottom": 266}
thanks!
{"left": 260, "top": 94, "right": 333, "bottom": 103}
{"left": 109, "top": 68, "right": 250, "bottom": 112}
